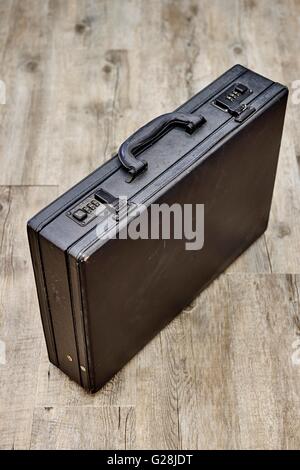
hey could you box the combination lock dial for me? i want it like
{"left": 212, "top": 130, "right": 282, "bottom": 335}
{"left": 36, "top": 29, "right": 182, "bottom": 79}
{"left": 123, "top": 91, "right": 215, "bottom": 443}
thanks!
{"left": 66, "top": 195, "right": 104, "bottom": 226}
{"left": 213, "top": 82, "right": 252, "bottom": 114}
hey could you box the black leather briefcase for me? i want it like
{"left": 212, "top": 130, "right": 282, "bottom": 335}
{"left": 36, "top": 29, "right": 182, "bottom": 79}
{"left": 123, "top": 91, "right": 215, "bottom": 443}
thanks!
{"left": 28, "top": 65, "right": 288, "bottom": 392}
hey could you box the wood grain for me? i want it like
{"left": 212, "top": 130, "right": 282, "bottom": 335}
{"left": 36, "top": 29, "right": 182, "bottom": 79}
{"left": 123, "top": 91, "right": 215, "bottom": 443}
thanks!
{"left": 0, "top": 186, "right": 58, "bottom": 449}
{"left": 29, "top": 406, "right": 135, "bottom": 450}
{"left": 0, "top": 0, "right": 299, "bottom": 450}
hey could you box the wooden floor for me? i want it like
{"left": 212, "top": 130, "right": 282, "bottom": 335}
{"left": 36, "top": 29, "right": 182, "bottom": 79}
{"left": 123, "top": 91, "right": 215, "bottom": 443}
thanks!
{"left": 0, "top": 0, "right": 300, "bottom": 450}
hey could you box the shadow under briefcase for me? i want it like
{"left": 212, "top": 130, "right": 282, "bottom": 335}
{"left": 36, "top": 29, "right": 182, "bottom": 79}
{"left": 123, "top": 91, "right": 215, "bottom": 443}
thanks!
{"left": 28, "top": 65, "right": 288, "bottom": 392}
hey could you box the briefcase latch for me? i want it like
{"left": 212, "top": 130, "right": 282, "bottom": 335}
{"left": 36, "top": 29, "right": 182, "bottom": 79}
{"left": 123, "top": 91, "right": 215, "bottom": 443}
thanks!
{"left": 233, "top": 104, "right": 256, "bottom": 122}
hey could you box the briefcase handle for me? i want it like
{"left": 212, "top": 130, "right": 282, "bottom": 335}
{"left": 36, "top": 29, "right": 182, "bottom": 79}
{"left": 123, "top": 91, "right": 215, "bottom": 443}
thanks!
{"left": 118, "top": 112, "right": 206, "bottom": 181}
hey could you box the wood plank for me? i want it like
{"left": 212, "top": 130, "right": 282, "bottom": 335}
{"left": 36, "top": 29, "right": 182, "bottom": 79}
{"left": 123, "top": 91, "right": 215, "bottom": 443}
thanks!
{"left": 0, "top": 0, "right": 143, "bottom": 189}
{"left": 178, "top": 275, "right": 241, "bottom": 450}
{"left": 29, "top": 406, "right": 135, "bottom": 450}
{"left": 0, "top": 0, "right": 52, "bottom": 185}
{"left": 179, "top": 273, "right": 300, "bottom": 449}
{"left": 0, "top": 186, "right": 57, "bottom": 448}
{"left": 135, "top": 320, "right": 182, "bottom": 449}
{"left": 227, "top": 273, "right": 300, "bottom": 449}
{"left": 0, "top": 409, "right": 33, "bottom": 450}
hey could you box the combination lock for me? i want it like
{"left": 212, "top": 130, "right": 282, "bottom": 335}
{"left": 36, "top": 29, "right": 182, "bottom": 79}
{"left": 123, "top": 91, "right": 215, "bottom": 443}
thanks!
{"left": 212, "top": 82, "right": 255, "bottom": 122}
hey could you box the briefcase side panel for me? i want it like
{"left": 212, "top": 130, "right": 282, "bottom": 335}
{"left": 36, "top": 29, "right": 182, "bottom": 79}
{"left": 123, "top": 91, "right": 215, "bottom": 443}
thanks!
{"left": 68, "top": 255, "right": 93, "bottom": 390}
{"left": 27, "top": 224, "right": 58, "bottom": 365}
{"left": 80, "top": 87, "right": 288, "bottom": 392}
{"left": 38, "top": 235, "right": 82, "bottom": 385}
